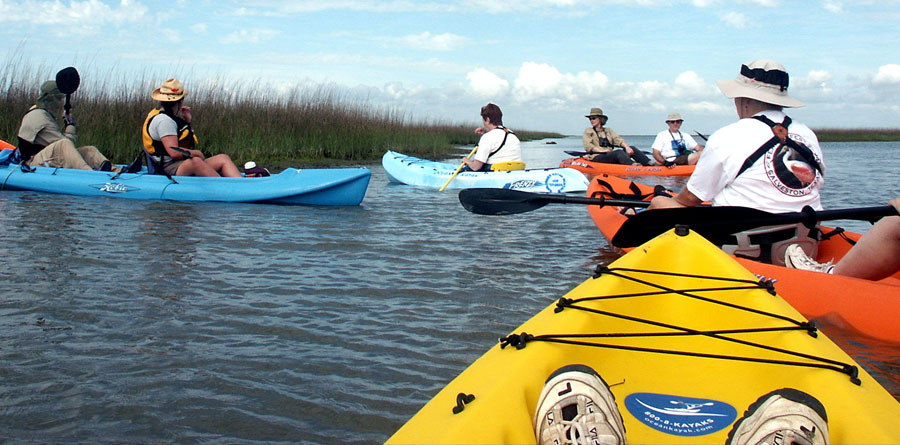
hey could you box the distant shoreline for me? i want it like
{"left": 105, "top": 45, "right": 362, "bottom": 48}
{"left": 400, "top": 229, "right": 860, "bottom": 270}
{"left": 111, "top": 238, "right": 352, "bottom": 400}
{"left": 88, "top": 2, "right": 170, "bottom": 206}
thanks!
{"left": 812, "top": 128, "right": 900, "bottom": 142}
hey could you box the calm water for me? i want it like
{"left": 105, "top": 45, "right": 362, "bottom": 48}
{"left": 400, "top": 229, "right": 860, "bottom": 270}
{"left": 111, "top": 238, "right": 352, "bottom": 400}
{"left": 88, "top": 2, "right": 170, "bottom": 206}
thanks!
{"left": 1, "top": 136, "right": 898, "bottom": 443}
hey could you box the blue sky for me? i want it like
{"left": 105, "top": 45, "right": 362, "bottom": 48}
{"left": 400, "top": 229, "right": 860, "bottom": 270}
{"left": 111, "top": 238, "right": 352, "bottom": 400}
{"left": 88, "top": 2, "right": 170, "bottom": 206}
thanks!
{"left": 2, "top": 0, "right": 900, "bottom": 135}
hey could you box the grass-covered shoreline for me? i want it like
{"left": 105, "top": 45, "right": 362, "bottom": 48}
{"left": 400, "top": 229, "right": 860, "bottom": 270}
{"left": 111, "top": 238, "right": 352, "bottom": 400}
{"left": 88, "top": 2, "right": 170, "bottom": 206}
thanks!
{"left": 812, "top": 128, "right": 900, "bottom": 142}
{"left": 0, "top": 61, "right": 562, "bottom": 169}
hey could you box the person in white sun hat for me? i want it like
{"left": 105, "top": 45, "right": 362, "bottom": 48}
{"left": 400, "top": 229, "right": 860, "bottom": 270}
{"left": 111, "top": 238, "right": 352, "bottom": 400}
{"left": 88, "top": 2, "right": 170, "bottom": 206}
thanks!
{"left": 650, "top": 112, "right": 704, "bottom": 166}
{"left": 648, "top": 59, "right": 826, "bottom": 266}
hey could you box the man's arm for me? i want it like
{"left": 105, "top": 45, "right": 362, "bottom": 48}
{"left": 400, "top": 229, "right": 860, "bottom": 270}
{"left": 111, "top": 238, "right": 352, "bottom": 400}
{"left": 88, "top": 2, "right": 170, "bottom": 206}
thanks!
{"left": 648, "top": 187, "right": 702, "bottom": 209}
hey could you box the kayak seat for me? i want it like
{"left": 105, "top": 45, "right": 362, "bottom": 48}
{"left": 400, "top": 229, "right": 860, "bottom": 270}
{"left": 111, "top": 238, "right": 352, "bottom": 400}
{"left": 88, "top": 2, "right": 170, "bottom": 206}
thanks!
{"left": 491, "top": 161, "right": 526, "bottom": 171}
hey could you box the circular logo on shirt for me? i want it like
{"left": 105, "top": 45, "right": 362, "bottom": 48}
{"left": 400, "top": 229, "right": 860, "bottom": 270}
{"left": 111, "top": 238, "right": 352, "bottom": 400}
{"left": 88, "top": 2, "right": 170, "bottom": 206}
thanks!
{"left": 763, "top": 134, "right": 821, "bottom": 197}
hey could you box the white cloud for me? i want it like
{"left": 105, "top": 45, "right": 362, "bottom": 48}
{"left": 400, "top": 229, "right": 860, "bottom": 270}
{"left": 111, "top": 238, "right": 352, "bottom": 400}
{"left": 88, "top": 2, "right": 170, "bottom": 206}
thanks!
{"left": 394, "top": 32, "right": 468, "bottom": 51}
{"left": 0, "top": 0, "right": 148, "bottom": 34}
{"left": 191, "top": 23, "right": 209, "bottom": 35}
{"left": 796, "top": 69, "right": 835, "bottom": 95}
{"left": 513, "top": 62, "right": 565, "bottom": 102}
{"left": 219, "top": 29, "right": 281, "bottom": 44}
{"left": 720, "top": 11, "right": 748, "bottom": 28}
{"left": 672, "top": 71, "right": 710, "bottom": 99}
{"left": 873, "top": 64, "right": 900, "bottom": 85}
{"left": 823, "top": 0, "right": 843, "bottom": 13}
{"left": 466, "top": 68, "right": 510, "bottom": 98}
{"left": 745, "top": 0, "right": 778, "bottom": 6}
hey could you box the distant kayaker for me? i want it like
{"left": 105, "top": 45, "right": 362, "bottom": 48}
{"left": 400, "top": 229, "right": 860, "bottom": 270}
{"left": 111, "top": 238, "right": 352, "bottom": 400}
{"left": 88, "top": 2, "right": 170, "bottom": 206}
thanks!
{"left": 650, "top": 112, "right": 704, "bottom": 166}
{"left": 582, "top": 107, "right": 652, "bottom": 166}
{"left": 786, "top": 198, "right": 900, "bottom": 280}
{"left": 648, "top": 59, "right": 825, "bottom": 265}
{"left": 460, "top": 103, "right": 522, "bottom": 172}
{"left": 142, "top": 78, "right": 242, "bottom": 177}
{"left": 17, "top": 79, "right": 117, "bottom": 172}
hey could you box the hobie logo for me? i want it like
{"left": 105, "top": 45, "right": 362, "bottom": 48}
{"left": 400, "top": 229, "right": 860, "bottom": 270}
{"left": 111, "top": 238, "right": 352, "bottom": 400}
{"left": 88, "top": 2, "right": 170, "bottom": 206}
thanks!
{"left": 90, "top": 183, "right": 137, "bottom": 194}
{"left": 624, "top": 392, "right": 736, "bottom": 437}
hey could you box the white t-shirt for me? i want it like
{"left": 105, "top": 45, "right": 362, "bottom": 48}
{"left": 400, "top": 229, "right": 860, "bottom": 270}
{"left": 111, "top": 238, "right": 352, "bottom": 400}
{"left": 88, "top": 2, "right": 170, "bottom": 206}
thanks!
{"left": 651, "top": 130, "right": 700, "bottom": 159}
{"left": 473, "top": 127, "right": 522, "bottom": 164}
{"left": 148, "top": 113, "right": 178, "bottom": 141}
{"left": 686, "top": 110, "right": 825, "bottom": 212}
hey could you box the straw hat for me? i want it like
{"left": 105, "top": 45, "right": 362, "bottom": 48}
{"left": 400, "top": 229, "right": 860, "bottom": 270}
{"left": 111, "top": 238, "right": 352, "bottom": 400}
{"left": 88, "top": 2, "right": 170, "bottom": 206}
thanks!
{"left": 716, "top": 59, "right": 804, "bottom": 108}
{"left": 151, "top": 78, "right": 187, "bottom": 102}
{"left": 585, "top": 107, "right": 607, "bottom": 118}
{"left": 666, "top": 112, "right": 683, "bottom": 122}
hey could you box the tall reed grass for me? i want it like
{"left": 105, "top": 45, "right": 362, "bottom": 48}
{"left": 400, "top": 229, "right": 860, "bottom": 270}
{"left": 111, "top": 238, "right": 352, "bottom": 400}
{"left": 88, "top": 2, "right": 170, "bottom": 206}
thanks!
{"left": 1, "top": 59, "right": 561, "bottom": 168}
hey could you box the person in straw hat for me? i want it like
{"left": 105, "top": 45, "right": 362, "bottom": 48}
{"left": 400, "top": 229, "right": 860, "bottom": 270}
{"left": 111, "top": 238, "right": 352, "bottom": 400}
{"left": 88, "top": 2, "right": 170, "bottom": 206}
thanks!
{"left": 648, "top": 59, "right": 826, "bottom": 265}
{"left": 141, "top": 78, "right": 242, "bottom": 177}
{"left": 582, "top": 107, "right": 652, "bottom": 166}
{"left": 650, "top": 112, "right": 704, "bottom": 166}
{"left": 17, "top": 79, "right": 117, "bottom": 171}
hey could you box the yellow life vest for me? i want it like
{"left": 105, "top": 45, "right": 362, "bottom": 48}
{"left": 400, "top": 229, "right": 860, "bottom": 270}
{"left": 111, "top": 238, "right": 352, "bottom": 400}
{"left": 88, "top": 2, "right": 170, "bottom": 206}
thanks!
{"left": 141, "top": 108, "right": 198, "bottom": 158}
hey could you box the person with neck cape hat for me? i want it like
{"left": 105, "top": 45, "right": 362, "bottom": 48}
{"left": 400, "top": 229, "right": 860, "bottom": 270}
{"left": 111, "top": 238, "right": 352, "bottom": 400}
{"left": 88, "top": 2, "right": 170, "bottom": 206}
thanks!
{"left": 17, "top": 79, "right": 117, "bottom": 171}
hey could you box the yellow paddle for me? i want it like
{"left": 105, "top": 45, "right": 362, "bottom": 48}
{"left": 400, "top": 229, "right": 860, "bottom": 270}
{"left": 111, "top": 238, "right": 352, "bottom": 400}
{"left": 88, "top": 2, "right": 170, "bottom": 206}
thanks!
{"left": 439, "top": 145, "right": 478, "bottom": 191}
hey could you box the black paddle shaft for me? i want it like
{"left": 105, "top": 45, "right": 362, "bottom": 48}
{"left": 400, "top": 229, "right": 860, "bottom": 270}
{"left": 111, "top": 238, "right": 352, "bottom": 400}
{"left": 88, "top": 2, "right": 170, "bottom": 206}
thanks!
{"left": 458, "top": 188, "right": 650, "bottom": 215}
{"left": 612, "top": 204, "right": 898, "bottom": 248}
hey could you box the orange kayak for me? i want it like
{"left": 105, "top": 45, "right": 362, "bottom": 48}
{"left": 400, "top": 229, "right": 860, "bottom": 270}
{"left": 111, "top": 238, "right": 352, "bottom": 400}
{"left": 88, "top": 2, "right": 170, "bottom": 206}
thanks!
{"left": 560, "top": 156, "right": 695, "bottom": 177}
{"left": 586, "top": 173, "right": 900, "bottom": 344}
{"left": 0, "top": 138, "right": 15, "bottom": 151}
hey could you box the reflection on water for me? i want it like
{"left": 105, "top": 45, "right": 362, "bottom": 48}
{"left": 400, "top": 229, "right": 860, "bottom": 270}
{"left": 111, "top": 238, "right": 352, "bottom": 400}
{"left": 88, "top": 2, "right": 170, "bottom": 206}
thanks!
{"left": 0, "top": 136, "right": 897, "bottom": 442}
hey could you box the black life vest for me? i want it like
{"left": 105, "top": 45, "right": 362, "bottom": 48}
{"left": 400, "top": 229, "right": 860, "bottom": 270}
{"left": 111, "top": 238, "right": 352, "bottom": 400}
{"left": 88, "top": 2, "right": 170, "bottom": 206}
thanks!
{"left": 17, "top": 108, "right": 54, "bottom": 162}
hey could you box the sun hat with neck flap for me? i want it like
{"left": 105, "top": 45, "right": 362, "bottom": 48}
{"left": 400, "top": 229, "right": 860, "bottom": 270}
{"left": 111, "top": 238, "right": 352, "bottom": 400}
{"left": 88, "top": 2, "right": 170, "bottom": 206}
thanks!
{"left": 35, "top": 80, "right": 65, "bottom": 109}
{"left": 716, "top": 59, "right": 804, "bottom": 108}
{"left": 152, "top": 78, "right": 187, "bottom": 102}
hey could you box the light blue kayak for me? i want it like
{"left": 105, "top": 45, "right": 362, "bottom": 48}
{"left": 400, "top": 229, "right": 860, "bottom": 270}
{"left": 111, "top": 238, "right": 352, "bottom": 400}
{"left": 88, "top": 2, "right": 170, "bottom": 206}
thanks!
{"left": 0, "top": 162, "right": 371, "bottom": 205}
{"left": 382, "top": 150, "right": 588, "bottom": 193}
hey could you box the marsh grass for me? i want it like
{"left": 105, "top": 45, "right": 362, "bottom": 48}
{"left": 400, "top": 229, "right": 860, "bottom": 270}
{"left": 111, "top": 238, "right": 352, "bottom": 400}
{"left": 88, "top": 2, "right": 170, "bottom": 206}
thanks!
{"left": 1, "top": 60, "right": 561, "bottom": 168}
{"left": 813, "top": 128, "right": 900, "bottom": 142}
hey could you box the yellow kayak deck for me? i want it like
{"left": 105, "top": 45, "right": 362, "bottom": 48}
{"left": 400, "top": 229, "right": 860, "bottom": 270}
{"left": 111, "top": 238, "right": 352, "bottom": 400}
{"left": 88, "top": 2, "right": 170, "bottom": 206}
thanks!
{"left": 389, "top": 229, "right": 900, "bottom": 444}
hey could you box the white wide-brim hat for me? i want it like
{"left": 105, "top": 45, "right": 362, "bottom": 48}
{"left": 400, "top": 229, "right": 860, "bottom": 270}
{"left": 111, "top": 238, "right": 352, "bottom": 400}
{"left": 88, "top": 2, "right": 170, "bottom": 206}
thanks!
{"left": 716, "top": 59, "right": 804, "bottom": 108}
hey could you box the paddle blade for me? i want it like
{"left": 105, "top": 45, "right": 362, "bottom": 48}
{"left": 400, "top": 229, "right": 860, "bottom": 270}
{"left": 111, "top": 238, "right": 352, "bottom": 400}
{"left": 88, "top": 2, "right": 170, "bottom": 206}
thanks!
{"left": 56, "top": 67, "right": 80, "bottom": 94}
{"left": 459, "top": 188, "right": 550, "bottom": 215}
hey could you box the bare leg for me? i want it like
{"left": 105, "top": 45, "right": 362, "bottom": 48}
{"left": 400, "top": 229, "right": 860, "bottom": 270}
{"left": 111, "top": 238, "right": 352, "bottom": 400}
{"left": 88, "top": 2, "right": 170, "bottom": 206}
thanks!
{"left": 175, "top": 157, "right": 221, "bottom": 177}
{"left": 205, "top": 154, "right": 242, "bottom": 178}
{"left": 835, "top": 214, "right": 900, "bottom": 280}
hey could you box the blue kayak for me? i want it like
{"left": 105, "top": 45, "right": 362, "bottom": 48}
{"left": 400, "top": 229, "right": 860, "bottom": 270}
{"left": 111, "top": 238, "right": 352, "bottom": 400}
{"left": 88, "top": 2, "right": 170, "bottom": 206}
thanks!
{"left": 0, "top": 163, "right": 371, "bottom": 205}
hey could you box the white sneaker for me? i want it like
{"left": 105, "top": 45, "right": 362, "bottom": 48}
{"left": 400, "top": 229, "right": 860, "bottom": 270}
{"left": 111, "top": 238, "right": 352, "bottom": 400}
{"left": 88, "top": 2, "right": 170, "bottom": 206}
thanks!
{"left": 533, "top": 364, "right": 626, "bottom": 445}
{"left": 784, "top": 244, "right": 834, "bottom": 274}
{"left": 726, "top": 388, "right": 829, "bottom": 445}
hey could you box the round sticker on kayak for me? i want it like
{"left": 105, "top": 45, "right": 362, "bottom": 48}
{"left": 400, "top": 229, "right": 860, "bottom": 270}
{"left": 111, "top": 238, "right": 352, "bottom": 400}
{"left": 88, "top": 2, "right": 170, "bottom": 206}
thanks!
{"left": 543, "top": 173, "right": 566, "bottom": 193}
{"left": 625, "top": 392, "right": 736, "bottom": 437}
